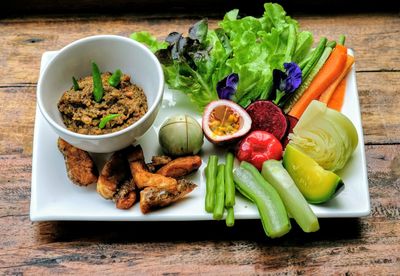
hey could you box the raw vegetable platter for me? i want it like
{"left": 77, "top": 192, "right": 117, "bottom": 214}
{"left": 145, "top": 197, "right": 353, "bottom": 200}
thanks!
{"left": 30, "top": 48, "right": 370, "bottom": 221}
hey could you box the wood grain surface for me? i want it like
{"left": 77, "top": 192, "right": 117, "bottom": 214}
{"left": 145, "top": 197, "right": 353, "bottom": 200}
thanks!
{"left": 0, "top": 11, "right": 399, "bottom": 275}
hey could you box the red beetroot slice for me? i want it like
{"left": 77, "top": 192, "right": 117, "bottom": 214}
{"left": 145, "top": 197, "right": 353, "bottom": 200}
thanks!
{"left": 245, "top": 100, "right": 288, "bottom": 140}
{"left": 282, "top": 114, "right": 299, "bottom": 148}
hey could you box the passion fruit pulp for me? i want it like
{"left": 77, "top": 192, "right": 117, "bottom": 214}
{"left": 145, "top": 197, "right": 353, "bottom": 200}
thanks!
{"left": 202, "top": 100, "right": 252, "bottom": 145}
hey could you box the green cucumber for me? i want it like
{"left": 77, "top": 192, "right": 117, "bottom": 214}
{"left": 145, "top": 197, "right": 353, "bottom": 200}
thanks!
{"left": 261, "top": 160, "right": 319, "bottom": 233}
{"left": 233, "top": 161, "right": 291, "bottom": 238}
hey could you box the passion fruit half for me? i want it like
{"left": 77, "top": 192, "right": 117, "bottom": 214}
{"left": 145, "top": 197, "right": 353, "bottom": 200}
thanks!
{"left": 202, "top": 100, "right": 252, "bottom": 145}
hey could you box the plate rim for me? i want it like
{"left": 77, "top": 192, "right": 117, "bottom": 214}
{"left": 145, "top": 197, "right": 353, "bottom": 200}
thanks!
{"left": 30, "top": 51, "right": 371, "bottom": 221}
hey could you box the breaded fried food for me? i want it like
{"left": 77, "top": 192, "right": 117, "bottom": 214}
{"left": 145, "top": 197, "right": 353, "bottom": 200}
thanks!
{"left": 127, "top": 145, "right": 177, "bottom": 190}
{"left": 114, "top": 179, "right": 137, "bottom": 209}
{"left": 130, "top": 156, "right": 178, "bottom": 190}
{"left": 140, "top": 179, "right": 197, "bottom": 214}
{"left": 156, "top": 155, "right": 202, "bottom": 178}
{"left": 147, "top": 155, "right": 172, "bottom": 172}
{"left": 127, "top": 145, "right": 197, "bottom": 213}
{"left": 57, "top": 138, "right": 98, "bottom": 186}
{"left": 97, "top": 149, "right": 131, "bottom": 199}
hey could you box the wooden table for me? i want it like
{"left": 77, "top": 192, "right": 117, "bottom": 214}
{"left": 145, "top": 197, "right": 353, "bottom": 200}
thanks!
{"left": 0, "top": 10, "right": 399, "bottom": 275}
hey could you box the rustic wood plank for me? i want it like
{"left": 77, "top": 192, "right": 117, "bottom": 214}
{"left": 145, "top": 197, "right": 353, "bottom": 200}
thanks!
{"left": 0, "top": 14, "right": 398, "bottom": 85}
{"left": 0, "top": 145, "right": 399, "bottom": 274}
{"left": 357, "top": 72, "right": 400, "bottom": 144}
{"left": 0, "top": 217, "right": 398, "bottom": 275}
{"left": 0, "top": 87, "right": 35, "bottom": 155}
{"left": 0, "top": 12, "right": 399, "bottom": 275}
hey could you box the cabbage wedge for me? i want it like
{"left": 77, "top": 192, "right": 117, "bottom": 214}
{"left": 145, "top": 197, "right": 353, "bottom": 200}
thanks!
{"left": 288, "top": 100, "right": 358, "bottom": 171}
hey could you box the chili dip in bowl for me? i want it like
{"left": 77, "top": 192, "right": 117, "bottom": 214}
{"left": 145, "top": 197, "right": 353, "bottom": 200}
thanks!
{"left": 37, "top": 35, "right": 164, "bottom": 153}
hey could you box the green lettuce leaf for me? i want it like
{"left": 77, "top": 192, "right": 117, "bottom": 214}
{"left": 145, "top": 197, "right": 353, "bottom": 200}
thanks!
{"left": 130, "top": 31, "right": 168, "bottom": 53}
{"left": 131, "top": 3, "right": 314, "bottom": 111}
{"left": 220, "top": 3, "right": 303, "bottom": 106}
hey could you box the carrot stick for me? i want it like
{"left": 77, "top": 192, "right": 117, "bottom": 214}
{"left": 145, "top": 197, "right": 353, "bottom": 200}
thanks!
{"left": 319, "top": 54, "right": 354, "bottom": 103}
{"left": 289, "top": 45, "right": 348, "bottom": 119}
{"left": 327, "top": 78, "right": 347, "bottom": 111}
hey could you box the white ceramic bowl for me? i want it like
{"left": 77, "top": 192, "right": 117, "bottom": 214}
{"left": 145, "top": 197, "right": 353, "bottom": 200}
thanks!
{"left": 37, "top": 35, "right": 164, "bottom": 153}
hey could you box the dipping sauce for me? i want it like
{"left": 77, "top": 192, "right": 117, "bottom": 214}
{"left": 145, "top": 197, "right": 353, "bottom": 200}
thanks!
{"left": 58, "top": 72, "right": 148, "bottom": 135}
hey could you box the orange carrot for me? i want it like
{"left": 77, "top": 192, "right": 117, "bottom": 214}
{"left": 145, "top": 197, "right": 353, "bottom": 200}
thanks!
{"left": 289, "top": 44, "right": 348, "bottom": 119}
{"left": 327, "top": 78, "right": 347, "bottom": 111}
{"left": 319, "top": 54, "right": 354, "bottom": 103}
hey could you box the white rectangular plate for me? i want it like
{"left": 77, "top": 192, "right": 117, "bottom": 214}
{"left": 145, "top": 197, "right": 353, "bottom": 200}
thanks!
{"left": 30, "top": 50, "right": 370, "bottom": 221}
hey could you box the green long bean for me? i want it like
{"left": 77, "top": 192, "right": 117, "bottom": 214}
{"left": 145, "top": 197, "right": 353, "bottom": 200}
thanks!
{"left": 205, "top": 155, "right": 218, "bottom": 213}
{"left": 224, "top": 152, "right": 235, "bottom": 208}
{"left": 301, "top": 37, "right": 327, "bottom": 80}
{"left": 226, "top": 207, "right": 234, "bottom": 227}
{"left": 213, "top": 164, "right": 225, "bottom": 220}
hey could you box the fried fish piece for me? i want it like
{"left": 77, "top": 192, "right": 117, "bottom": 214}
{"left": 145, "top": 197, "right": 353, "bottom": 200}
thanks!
{"left": 147, "top": 155, "right": 172, "bottom": 173}
{"left": 130, "top": 158, "right": 178, "bottom": 190}
{"left": 156, "top": 155, "right": 202, "bottom": 178}
{"left": 57, "top": 138, "right": 98, "bottom": 186}
{"left": 97, "top": 149, "right": 131, "bottom": 200}
{"left": 140, "top": 179, "right": 197, "bottom": 214}
{"left": 127, "top": 145, "right": 177, "bottom": 190}
{"left": 127, "top": 145, "right": 197, "bottom": 213}
{"left": 114, "top": 179, "right": 137, "bottom": 209}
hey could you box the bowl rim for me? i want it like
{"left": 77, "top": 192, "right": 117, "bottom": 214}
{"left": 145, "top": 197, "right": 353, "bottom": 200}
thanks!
{"left": 37, "top": 34, "right": 164, "bottom": 140}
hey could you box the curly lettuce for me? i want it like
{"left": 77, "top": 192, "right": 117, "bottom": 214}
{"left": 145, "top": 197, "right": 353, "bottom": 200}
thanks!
{"left": 131, "top": 3, "right": 313, "bottom": 112}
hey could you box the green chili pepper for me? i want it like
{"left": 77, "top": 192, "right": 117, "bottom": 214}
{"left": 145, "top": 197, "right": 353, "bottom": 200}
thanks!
{"left": 92, "top": 62, "right": 104, "bottom": 102}
{"left": 108, "top": 69, "right": 122, "bottom": 88}
{"left": 99, "top": 114, "right": 121, "bottom": 129}
{"left": 226, "top": 207, "right": 234, "bottom": 227}
{"left": 213, "top": 164, "right": 225, "bottom": 220}
{"left": 72, "top": 76, "right": 80, "bottom": 91}
{"left": 224, "top": 152, "right": 235, "bottom": 208}
{"left": 205, "top": 155, "right": 218, "bottom": 213}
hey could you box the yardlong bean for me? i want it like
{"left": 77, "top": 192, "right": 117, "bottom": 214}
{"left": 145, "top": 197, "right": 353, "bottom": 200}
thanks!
{"left": 213, "top": 164, "right": 225, "bottom": 220}
{"left": 205, "top": 155, "right": 218, "bottom": 213}
{"left": 224, "top": 152, "right": 235, "bottom": 208}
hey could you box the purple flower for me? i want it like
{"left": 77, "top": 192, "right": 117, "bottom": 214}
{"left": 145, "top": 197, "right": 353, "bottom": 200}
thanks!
{"left": 273, "top": 62, "right": 302, "bottom": 94}
{"left": 217, "top": 73, "right": 239, "bottom": 100}
{"left": 273, "top": 62, "right": 302, "bottom": 105}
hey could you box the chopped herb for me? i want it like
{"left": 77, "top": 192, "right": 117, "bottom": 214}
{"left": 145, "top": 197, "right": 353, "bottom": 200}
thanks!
{"left": 108, "top": 69, "right": 122, "bottom": 88}
{"left": 92, "top": 62, "right": 104, "bottom": 103}
{"left": 99, "top": 114, "right": 121, "bottom": 129}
